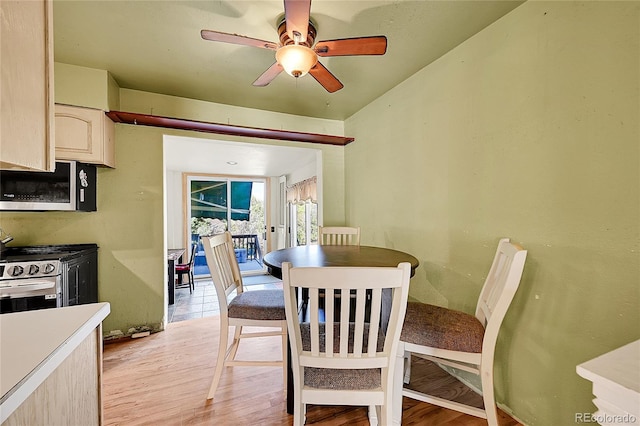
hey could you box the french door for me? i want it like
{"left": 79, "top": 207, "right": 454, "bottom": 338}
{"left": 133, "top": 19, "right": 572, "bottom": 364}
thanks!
{"left": 289, "top": 200, "right": 318, "bottom": 247}
{"left": 186, "top": 175, "right": 266, "bottom": 276}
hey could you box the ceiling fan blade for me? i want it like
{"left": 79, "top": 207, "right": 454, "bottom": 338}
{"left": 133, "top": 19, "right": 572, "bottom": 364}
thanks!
{"left": 308, "top": 62, "right": 343, "bottom": 93}
{"left": 253, "top": 62, "right": 284, "bottom": 87}
{"left": 201, "top": 29, "right": 278, "bottom": 50}
{"left": 284, "top": 0, "right": 311, "bottom": 42}
{"left": 315, "top": 36, "right": 387, "bottom": 57}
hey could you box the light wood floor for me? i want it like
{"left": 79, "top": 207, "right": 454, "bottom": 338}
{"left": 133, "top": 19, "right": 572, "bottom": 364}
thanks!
{"left": 102, "top": 316, "right": 522, "bottom": 425}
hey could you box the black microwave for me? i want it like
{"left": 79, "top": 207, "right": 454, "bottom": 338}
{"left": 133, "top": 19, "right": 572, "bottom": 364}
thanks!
{"left": 0, "top": 161, "right": 96, "bottom": 211}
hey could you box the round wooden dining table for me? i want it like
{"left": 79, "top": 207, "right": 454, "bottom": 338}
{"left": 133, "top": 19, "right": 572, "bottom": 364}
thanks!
{"left": 263, "top": 244, "right": 420, "bottom": 279}
{"left": 263, "top": 244, "right": 419, "bottom": 414}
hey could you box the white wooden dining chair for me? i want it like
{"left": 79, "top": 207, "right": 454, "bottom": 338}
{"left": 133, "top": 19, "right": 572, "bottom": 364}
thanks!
{"left": 202, "top": 232, "right": 287, "bottom": 401}
{"left": 393, "top": 238, "right": 527, "bottom": 425}
{"left": 319, "top": 226, "right": 361, "bottom": 246}
{"left": 282, "top": 261, "right": 411, "bottom": 426}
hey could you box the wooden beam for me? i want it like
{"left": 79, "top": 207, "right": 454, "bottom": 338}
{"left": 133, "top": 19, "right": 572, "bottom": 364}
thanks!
{"left": 105, "top": 111, "right": 354, "bottom": 146}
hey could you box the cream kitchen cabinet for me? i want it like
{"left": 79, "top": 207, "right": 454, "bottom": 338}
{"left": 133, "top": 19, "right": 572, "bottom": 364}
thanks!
{"left": 0, "top": 0, "right": 55, "bottom": 171}
{"left": 55, "top": 104, "right": 116, "bottom": 168}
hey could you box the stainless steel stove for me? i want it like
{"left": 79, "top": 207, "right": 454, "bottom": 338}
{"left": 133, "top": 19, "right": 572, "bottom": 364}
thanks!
{"left": 0, "top": 245, "right": 95, "bottom": 313}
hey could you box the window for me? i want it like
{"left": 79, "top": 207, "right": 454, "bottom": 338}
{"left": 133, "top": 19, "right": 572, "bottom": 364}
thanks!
{"left": 290, "top": 200, "right": 318, "bottom": 246}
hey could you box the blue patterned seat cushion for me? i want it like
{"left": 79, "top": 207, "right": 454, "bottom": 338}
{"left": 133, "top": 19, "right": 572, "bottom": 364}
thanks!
{"left": 400, "top": 302, "right": 484, "bottom": 353}
{"left": 300, "top": 323, "right": 384, "bottom": 390}
{"left": 228, "top": 289, "right": 286, "bottom": 320}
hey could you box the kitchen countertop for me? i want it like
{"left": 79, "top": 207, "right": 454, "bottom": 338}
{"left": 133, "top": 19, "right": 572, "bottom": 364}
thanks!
{"left": 576, "top": 339, "right": 640, "bottom": 423}
{"left": 0, "top": 302, "right": 110, "bottom": 423}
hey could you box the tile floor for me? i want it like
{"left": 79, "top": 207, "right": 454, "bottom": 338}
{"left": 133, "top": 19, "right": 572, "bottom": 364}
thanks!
{"left": 168, "top": 274, "right": 283, "bottom": 323}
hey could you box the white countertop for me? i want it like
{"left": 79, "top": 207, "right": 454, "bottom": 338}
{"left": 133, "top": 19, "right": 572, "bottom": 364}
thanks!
{"left": 0, "top": 303, "right": 110, "bottom": 423}
{"left": 577, "top": 339, "right": 640, "bottom": 421}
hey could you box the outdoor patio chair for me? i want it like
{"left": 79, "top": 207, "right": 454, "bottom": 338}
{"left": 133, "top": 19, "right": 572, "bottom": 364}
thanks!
{"left": 175, "top": 243, "right": 197, "bottom": 293}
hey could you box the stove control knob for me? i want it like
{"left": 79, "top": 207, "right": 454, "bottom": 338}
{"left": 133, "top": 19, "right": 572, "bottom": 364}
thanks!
{"left": 43, "top": 263, "right": 56, "bottom": 274}
{"left": 28, "top": 264, "right": 40, "bottom": 275}
{"left": 10, "top": 265, "right": 24, "bottom": 277}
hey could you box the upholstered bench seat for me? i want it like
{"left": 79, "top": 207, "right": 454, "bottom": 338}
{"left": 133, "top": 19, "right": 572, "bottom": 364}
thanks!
{"left": 401, "top": 302, "right": 484, "bottom": 353}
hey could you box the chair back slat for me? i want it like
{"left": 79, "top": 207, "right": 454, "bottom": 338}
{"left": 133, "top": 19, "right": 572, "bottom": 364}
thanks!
{"left": 309, "top": 288, "right": 320, "bottom": 356}
{"left": 475, "top": 238, "right": 528, "bottom": 333}
{"left": 339, "top": 290, "right": 350, "bottom": 355}
{"left": 202, "top": 233, "right": 244, "bottom": 313}
{"left": 368, "top": 288, "right": 383, "bottom": 356}
{"left": 319, "top": 226, "right": 361, "bottom": 246}
{"left": 352, "top": 288, "right": 367, "bottom": 356}
{"left": 187, "top": 243, "right": 197, "bottom": 266}
{"left": 283, "top": 262, "right": 411, "bottom": 370}
{"left": 325, "top": 288, "right": 335, "bottom": 357}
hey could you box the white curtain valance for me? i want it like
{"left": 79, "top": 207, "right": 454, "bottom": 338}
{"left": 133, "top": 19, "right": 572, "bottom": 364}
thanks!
{"left": 287, "top": 176, "right": 317, "bottom": 204}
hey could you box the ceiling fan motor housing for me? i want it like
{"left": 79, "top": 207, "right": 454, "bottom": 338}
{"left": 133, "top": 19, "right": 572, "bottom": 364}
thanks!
{"left": 277, "top": 18, "right": 317, "bottom": 47}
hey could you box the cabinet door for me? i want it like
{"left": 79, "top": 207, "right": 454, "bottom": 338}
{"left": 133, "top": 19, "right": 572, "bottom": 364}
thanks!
{"left": 64, "top": 262, "right": 80, "bottom": 306}
{"left": 78, "top": 252, "right": 98, "bottom": 304}
{"left": 0, "top": 0, "right": 54, "bottom": 171}
{"left": 55, "top": 104, "right": 116, "bottom": 167}
{"left": 63, "top": 253, "right": 98, "bottom": 306}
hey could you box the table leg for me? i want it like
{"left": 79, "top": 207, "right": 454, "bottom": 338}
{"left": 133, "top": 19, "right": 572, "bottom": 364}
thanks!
{"left": 287, "top": 338, "right": 294, "bottom": 414}
{"left": 168, "top": 259, "right": 175, "bottom": 305}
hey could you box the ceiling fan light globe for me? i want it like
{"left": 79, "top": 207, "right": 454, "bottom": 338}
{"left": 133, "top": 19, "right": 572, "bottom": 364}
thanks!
{"left": 276, "top": 44, "right": 317, "bottom": 78}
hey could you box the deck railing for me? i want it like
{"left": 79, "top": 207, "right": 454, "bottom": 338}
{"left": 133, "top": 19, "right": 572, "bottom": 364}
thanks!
{"left": 230, "top": 233, "right": 263, "bottom": 265}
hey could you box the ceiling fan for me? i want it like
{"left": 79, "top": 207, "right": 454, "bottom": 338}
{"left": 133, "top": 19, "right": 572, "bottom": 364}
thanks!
{"left": 201, "top": 0, "right": 387, "bottom": 93}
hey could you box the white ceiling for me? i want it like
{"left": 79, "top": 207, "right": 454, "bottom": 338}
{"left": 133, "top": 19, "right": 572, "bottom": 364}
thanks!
{"left": 53, "top": 0, "right": 524, "bottom": 121}
{"left": 164, "top": 135, "right": 320, "bottom": 176}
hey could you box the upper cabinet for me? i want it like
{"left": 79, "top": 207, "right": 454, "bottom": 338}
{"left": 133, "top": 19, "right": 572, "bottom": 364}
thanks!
{"left": 55, "top": 104, "right": 116, "bottom": 168}
{"left": 0, "top": 0, "right": 55, "bottom": 171}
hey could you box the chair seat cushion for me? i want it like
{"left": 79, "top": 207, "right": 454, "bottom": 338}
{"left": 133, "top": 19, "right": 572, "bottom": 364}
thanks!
{"left": 175, "top": 264, "right": 190, "bottom": 271}
{"left": 304, "top": 366, "right": 381, "bottom": 390}
{"left": 300, "top": 323, "right": 384, "bottom": 390}
{"left": 400, "top": 302, "right": 484, "bottom": 353}
{"left": 228, "top": 289, "right": 286, "bottom": 320}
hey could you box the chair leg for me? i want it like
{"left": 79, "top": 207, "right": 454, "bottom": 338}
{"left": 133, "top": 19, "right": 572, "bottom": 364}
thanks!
{"left": 368, "top": 405, "right": 379, "bottom": 426}
{"left": 207, "top": 317, "right": 230, "bottom": 400}
{"left": 481, "top": 363, "right": 499, "bottom": 426}
{"left": 403, "top": 351, "right": 411, "bottom": 384}
{"left": 293, "top": 400, "right": 305, "bottom": 426}
{"left": 392, "top": 344, "right": 406, "bottom": 425}
{"left": 281, "top": 324, "right": 288, "bottom": 398}
{"left": 228, "top": 325, "right": 242, "bottom": 361}
{"left": 189, "top": 270, "right": 194, "bottom": 292}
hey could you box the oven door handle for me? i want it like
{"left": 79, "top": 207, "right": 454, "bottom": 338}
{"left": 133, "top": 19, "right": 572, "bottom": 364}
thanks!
{"left": 15, "top": 281, "right": 56, "bottom": 290}
{"left": 0, "top": 280, "right": 58, "bottom": 299}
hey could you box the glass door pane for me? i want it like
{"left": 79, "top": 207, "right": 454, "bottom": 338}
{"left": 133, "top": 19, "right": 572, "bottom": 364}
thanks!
{"left": 291, "top": 201, "right": 318, "bottom": 246}
{"left": 188, "top": 177, "right": 266, "bottom": 277}
{"left": 191, "top": 180, "right": 228, "bottom": 233}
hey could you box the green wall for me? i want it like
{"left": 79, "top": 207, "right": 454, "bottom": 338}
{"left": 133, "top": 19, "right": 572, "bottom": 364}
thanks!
{"left": 344, "top": 2, "right": 639, "bottom": 425}
{"left": 0, "top": 82, "right": 346, "bottom": 337}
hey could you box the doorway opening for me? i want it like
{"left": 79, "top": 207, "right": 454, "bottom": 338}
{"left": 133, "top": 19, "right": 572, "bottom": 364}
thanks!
{"left": 163, "top": 135, "right": 323, "bottom": 323}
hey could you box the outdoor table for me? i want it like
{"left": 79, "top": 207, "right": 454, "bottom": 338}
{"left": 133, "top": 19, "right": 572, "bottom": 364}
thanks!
{"left": 167, "top": 248, "right": 185, "bottom": 305}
